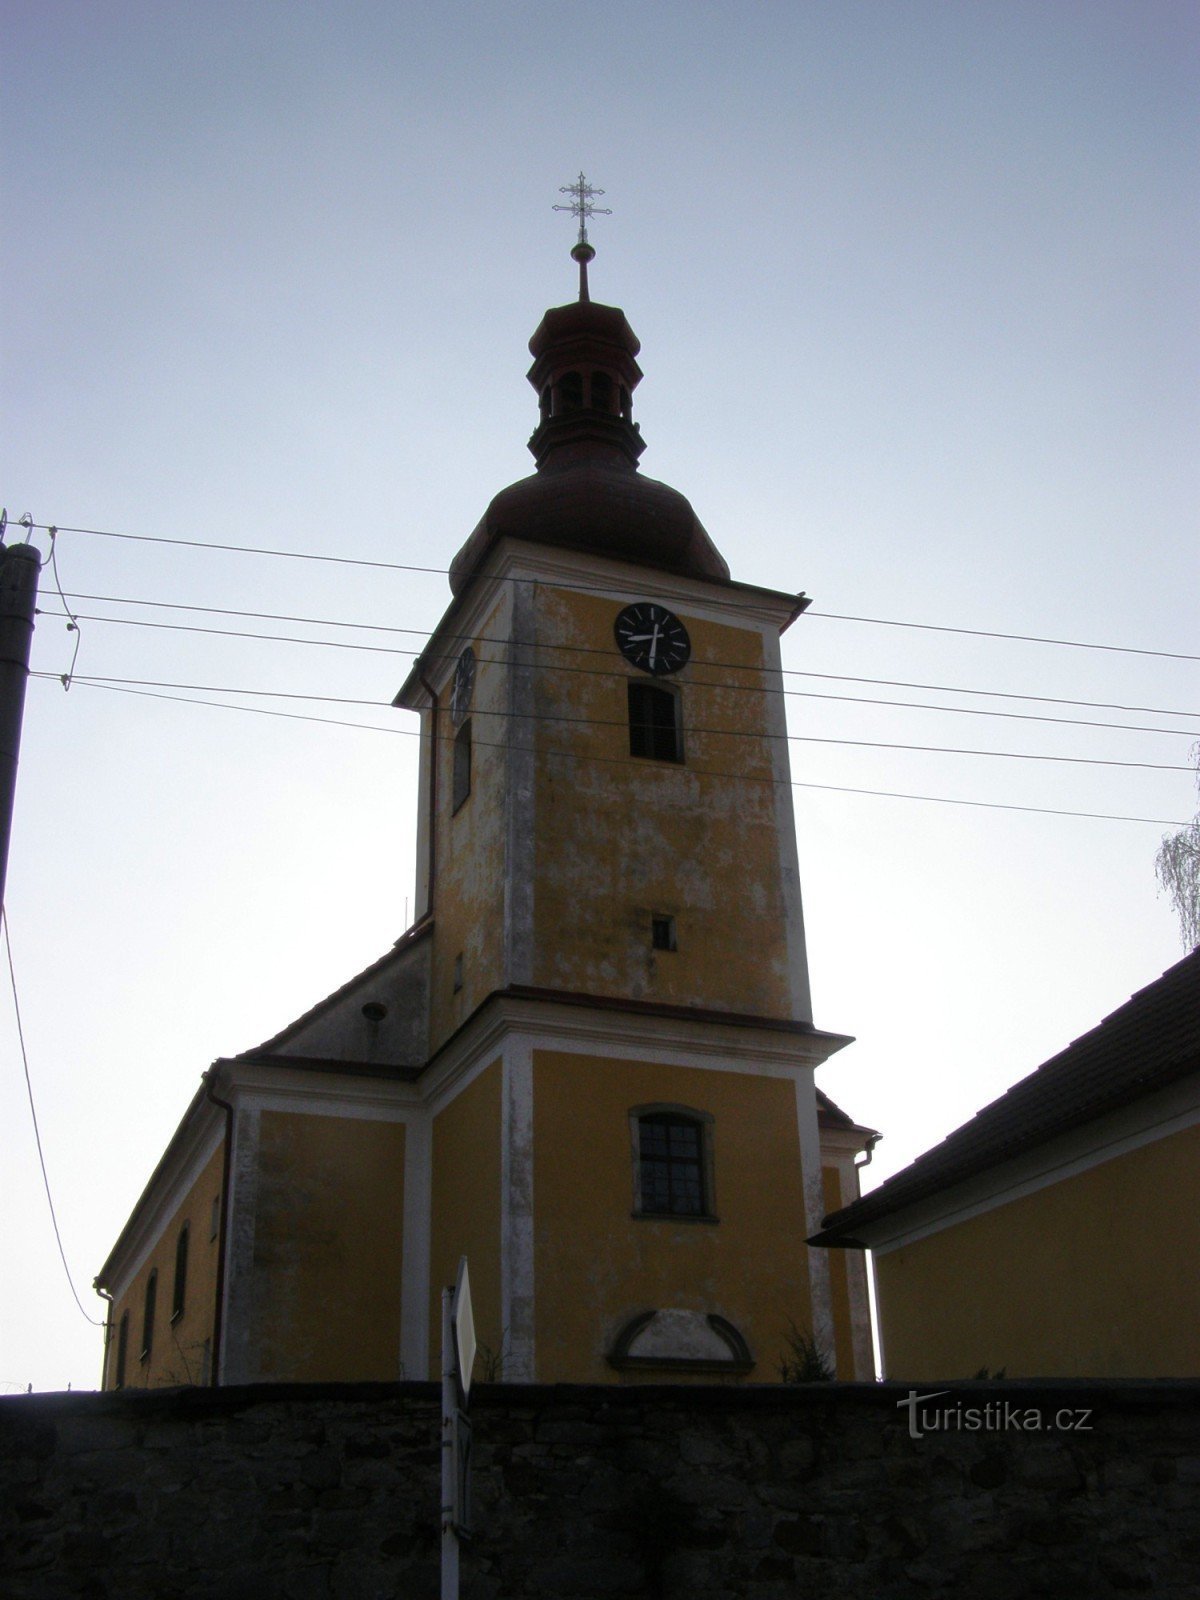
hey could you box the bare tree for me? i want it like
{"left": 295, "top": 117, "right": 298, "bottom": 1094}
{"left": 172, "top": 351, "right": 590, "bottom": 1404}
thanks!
{"left": 1156, "top": 743, "right": 1200, "bottom": 950}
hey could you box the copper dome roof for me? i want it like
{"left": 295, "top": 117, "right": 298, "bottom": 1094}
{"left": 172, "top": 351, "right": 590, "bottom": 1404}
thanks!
{"left": 448, "top": 283, "right": 730, "bottom": 596}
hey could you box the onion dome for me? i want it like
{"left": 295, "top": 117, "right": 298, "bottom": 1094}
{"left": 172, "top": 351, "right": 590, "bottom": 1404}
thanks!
{"left": 449, "top": 243, "right": 729, "bottom": 596}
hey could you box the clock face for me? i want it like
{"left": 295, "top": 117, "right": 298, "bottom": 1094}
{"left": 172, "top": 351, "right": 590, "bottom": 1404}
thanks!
{"left": 614, "top": 603, "right": 691, "bottom": 677}
{"left": 450, "top": 646, "right": 476, "bottom": 724}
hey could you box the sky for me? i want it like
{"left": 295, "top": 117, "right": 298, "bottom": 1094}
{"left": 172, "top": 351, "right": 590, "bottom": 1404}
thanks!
{"left": 2, "top": 0, "right": 1197, "bottom": 1393}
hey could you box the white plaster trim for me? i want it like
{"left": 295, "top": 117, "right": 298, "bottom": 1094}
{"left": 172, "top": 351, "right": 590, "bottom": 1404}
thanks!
{"left": 762, "top": 625, "right": 814, "bottom": 1024}
{"left": 225, "top": 1061, "right": 422, "bottom": 1116}
{"left": 99, "top": 1108, "right": 225, "bottom": 1301}
{"left": 501, "top": 1039, "right": 536, "bottom": 1381}
{"left": 400, "top": 1112, "right": 432, "bottom": 1381}
{"left": 504, "top": 579, "right": 536, "bottom": 987}
{"left": 864, "top": 1074, "right": 1200, "bottom": 1255}
{"left": 795, "top": 1073, "right": 835, "bottom": 1373}
{"left": 219, "top": 1103, "right": 261, "bottom": 1386}
{"left": 418, "top": 994, "right": 848, "bottom": 1108}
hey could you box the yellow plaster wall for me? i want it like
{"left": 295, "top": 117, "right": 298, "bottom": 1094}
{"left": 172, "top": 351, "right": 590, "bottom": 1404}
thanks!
{"left": 876, "top": 1123, "right": 1200, "bottom": 1380}
{"left": 822, "top": 1165, "right": 856, "bottom": 1379}
{"left": 103, "top": 1140, "right": 225, "bottom": 1390}
{"left": 533, "top": 1051, "right": 812, "bottom": 1383}
{"left": 428, "top": 597, "right": 509, "bottom": 1054}
{"left": 530, "top": 586, "right": 794, "bottom": 1019}
{"left": 429, "top": 1060, "right": 503, "bottom": 1378}
{"left": 252, "top": 1111, "right": 405, "bottom": 1382}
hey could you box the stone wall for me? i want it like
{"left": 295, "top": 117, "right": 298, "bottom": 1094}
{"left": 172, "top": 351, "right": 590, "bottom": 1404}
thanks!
{"left": 3, "top": 1380, "right": 1198, "bottom": 1598}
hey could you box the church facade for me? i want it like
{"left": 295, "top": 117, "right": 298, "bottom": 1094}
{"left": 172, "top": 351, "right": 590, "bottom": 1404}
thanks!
{"left": 95, "top": 235, "right": 877, "bottom": 1389}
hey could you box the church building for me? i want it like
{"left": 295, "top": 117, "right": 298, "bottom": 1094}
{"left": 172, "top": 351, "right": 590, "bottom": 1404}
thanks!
{"left": 95, "top": 188, "right": 878, "bottom": 1389}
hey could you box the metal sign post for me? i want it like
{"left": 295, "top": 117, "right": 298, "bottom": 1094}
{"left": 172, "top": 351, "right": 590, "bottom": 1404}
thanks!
{"left": 441, "top": 1257, "right": 475, "bottom": 1600}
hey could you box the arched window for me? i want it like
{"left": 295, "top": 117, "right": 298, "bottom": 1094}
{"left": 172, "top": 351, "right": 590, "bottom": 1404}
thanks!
{"left": 172, "top": 1223, "right": 189, "bottom": 1322}
{"left": 141, "top": 1269, "right": 157, "bottom": 1361}
{"left": 558, "top": 371, "right": 583, "bottom": 411}
{"left": 115, "top": 1311, "right": 129, "bottom": 1389}
{"left": 631, "top": 1107, "right": 716, "bottom": 1220}
{"left": 590, "top": 371, "right": 613, "bottom": 412}
{"left": 628, "top": 682, "right": 683, "bottom": 763}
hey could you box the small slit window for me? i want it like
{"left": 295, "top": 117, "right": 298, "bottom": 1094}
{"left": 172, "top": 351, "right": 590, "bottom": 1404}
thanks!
{"left": 172, "top": 1223, "right": 189, "bottom": 1323}
{"left": 629, "top": 682, "right": 683, "bottom": 763}
{"left": 651, "top": 915, "right": 677, "bottom": 952}
{"left": 115, "top": 1311, "right": 129, "bottom": 1389}
{"left": 590, "top": 371, "right": 613, "bottom": 412}
{"left": 633, "top": 1108, "right": 715, "bottom": 1220}
{"left": 141, "top": 1269, "right": 157, "bottom": 1361}
{"left": 452, "top": 719, "right": 472, "bottom": 812}
{"left": 558, "top": 370, "right": 583, "bottom": 411}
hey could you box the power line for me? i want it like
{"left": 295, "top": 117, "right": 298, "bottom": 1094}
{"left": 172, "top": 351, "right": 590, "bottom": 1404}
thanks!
{"left": 44, "top": 675, "right": 1190, "bottom": 829}
{"left": 56, "top": 608, "right": 1200, "bottom": 741}
{"left": 31, "top": 663, "right": 1196, "bottom": 772}
{"left": 54, "top": 591, "right": 1200, "bottom": 722}
{"left": 31, "top": 519, "right": 1200, "bottom": 662}
{"left": 3, "top": 908, "right": 106, "bottom": 1328}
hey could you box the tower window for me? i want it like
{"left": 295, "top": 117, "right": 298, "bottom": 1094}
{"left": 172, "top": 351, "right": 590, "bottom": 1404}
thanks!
{"left": 632, "top": 1108, "right": 716, "bottom": 1220}
{"left": 172, "top": 1223, "right": 189, "bottom": 1323}
{"left": 452, "top": 720, "right": 471, "bottom": 812}
{"left": 453, "top": 952, "right": 463, "bottom": 993}
{"left": 141, "top": 1269, "right": 158, "bottom": 1361}
{"left": 590, "top": 371, "right": 613, "bottom": 412}
{"left": 629, "top": 682, "right": 683, "bottom": 763}
{"left": 115, "top": 1311, "right": 129, "bottom": 1389}
{"left": 620, "top": 385, "right": 632, "bottom": 420}
{"left": 558, "top": 370, "right": 583, "bottom": 411}
{"left": 651, "top": 915, "right": 677, "bottom": 952}
{"left": 539, "top": 385, "right": 551, "bottom": 422}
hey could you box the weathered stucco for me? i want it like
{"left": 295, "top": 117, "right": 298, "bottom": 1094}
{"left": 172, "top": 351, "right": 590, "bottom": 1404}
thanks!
{"left": 532, "top": 1049, "right": 813, "bottom": 1384}
{"left": 251, "top": 1111, "right": 405, "bottom": 1382}
{"left": 875, "top": 1122, "right": 1200, "bottom": 1380}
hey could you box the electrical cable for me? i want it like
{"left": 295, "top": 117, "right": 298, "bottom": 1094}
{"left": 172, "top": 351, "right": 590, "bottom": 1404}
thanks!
{"left": 30, "top": 673, "right": 1193, "bottom": 826}
{"left": 29, "top": 667, "right": 1193, "bottom": 773}
{"left": 53, "top": 609, "right": 1200, "bottom": 740}
{"left": 55, "top": 589, "right": 1200, "bottom": 723}
{"left": 3, "top": 907, "right": 106, "bottom": 1327}
{"left": 27, "top": 519, "right": 1200, "bottom": 662}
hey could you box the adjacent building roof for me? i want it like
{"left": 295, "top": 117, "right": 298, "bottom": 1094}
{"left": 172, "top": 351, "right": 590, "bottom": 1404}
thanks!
{"left": 811, "top": 947, "right": 1200, "bottom": 1247}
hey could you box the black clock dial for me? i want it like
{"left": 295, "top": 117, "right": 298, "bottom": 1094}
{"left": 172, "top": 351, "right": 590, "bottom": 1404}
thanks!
{"left": 614, "top": 603, "right": 691, "bottom": 677}
{"left": 450, "top": 646, "right": 476, "bottom": 724}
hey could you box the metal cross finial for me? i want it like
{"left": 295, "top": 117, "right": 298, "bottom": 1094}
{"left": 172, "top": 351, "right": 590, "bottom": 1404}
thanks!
{"left": 553, "top": 172, "right": 611, "bottom": 247}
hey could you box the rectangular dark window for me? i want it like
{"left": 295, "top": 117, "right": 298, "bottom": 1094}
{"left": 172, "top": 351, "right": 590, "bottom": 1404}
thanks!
{"left": 141, "top": 1270, "right": 157, "bottom": 1361}
{"left": 651, "top": 915, "right": 677, "bottom": 952}
{"left": 452, "top": 720, "right": 472, "bottom": 812}
{"left": 628, "top": 682, "right": 683, "bottom": 763}
{"left": 639, "top": 1114, "right": 705, "bottom": 1216}
{"left": 115, "top": 1311, "right": 129, "bottom": 1389}
{"left": 172, "top": 1224, "right": 189, "bottom": 1323}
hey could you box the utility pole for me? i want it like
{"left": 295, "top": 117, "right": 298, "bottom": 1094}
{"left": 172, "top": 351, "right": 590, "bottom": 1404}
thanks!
{"left": 0, "top": 538, "right": 42, "bottom": 912}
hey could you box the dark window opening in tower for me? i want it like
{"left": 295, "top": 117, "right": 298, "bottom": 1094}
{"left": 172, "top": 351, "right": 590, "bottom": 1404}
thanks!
{"left": 172, "top": 1223, "right": 189, "bottom": 1322}
{"left": 638, "top": 1113, "right": 706, "bottom": 1216}
{"left": 590, "top": 371, "right": 613, "bottom": 412}
{"left": 620, "top": 385, "right": 632, "bottom": 420}
{"left": 558, "top": 370, "right": 583, "bottom": 411}
{"left": 141, "top": 1269, "right": 157, "bottom": 1361}
{"left": 539, "top": 385, "right": 551, "bottom": 422}
{"left": 629, "top": 682, "right": 683, "bottom": 763}
{"left": 651, "top": 914, "right": 677, "bottom": 952}
{"left": 115, "top": 1311, "right": 129, "bottom": 1388}
{"left": 452, "top": 720, "right": 472, "bottom": 812}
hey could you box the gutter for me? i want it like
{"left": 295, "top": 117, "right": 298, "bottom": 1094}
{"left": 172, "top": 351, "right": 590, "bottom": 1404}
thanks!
{"left": 202, "top": 1067, "right": 235, "bottom": 1387}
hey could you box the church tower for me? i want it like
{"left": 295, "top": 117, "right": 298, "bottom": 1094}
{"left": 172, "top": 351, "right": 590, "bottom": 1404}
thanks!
{"left": 95, "top": 186, "right": 876, "bottom": 1391}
